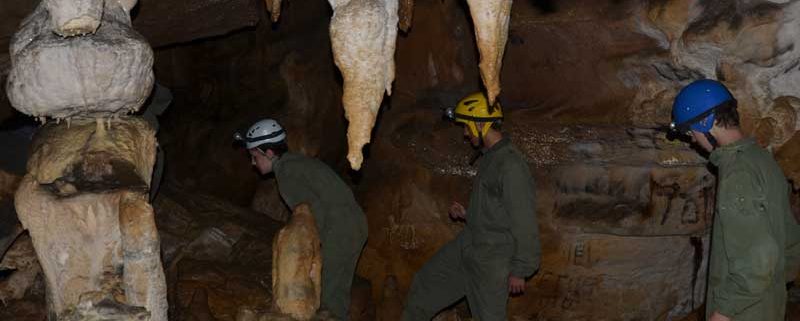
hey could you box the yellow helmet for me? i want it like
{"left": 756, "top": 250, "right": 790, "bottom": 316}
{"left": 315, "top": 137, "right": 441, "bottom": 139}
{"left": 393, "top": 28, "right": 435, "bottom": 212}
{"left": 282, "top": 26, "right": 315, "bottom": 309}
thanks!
{"left": 445, "top": 92, "right": 503, "bottom": 137}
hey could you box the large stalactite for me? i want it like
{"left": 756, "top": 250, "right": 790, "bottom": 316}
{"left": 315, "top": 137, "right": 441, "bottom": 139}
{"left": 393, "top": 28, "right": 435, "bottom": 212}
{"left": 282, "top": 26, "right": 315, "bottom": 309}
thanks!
{"left": 465, "top": 0, "right": 512, "bottom": 106}
{"left": 328, "top": 0, "right": 398, "bottom": 170}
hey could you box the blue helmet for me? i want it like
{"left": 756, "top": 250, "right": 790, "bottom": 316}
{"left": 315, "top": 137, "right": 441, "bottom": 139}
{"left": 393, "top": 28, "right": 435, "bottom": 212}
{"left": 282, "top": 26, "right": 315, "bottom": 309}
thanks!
{"left": 671, "top": 79, "right": 734, "bottom": 133}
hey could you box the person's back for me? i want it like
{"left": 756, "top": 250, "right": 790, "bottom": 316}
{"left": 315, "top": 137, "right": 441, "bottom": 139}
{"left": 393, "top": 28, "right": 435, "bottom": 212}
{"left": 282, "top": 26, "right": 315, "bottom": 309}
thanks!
{"left": 707, "top": 138, "right": 794, "bottom": 320}
{"left": 272, "top": 152, "right": 364, "bottom": 232}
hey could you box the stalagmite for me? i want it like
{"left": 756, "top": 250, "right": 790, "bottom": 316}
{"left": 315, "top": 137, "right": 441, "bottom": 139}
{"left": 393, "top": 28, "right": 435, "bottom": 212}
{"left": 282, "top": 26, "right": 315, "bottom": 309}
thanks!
{"left": 6, "top": 0, "right": 154, "bottom": 120}
{"left": 265, "top": 0, "right": 283, "bottom": 23}
{"left": 272, "top": 204, "right": 322, "bottom": 320}
{"left": 465, "top": 0, "right": 512, "bottom": 106}
{"left": 14, "top": 118, "right": 167, "bottom": 320}
{"left": 328, "top": 0, "right": 398, "bottom": 170}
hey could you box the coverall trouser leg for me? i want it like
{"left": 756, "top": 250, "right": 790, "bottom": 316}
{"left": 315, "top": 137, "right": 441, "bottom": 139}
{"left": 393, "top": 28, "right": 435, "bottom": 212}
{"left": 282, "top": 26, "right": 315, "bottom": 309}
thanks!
{"left": 320, "top": 218, "right": 368, "bottom": 320}
{"left": 464, "top": 246, "right": 511, "bottom": 321}
{"left": 402, "top": 238, "right": 468, "bottom": 321}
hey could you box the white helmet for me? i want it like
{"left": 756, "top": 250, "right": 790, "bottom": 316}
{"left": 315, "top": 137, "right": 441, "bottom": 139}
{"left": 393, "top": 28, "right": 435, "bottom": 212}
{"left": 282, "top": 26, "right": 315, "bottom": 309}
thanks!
{"left": 234, "top": 118, "right": 287, "bottom": 149}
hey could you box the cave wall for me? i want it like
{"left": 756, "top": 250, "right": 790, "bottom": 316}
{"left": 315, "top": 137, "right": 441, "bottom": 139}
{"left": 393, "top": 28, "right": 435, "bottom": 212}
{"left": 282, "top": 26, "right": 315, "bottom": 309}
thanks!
{"left": 357, "top": 0, "right": 800, "bottom": 319}
{"left": 152, "top": 1, "right": 347, "bottom": 206}
{"left": 356, "top": 107, "right": 714, "bottom": 319}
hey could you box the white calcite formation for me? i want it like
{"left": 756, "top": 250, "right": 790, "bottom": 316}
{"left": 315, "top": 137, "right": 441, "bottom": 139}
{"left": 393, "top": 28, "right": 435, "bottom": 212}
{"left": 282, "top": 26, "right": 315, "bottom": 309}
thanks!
{"left": 6, "top": 0, "right": 154, "bottom": 120}
{"left": 328, "top": 0, "right": 398, "bottom": 170}
{"left": 465, "top": 0, "right": 512, "bottom": 106}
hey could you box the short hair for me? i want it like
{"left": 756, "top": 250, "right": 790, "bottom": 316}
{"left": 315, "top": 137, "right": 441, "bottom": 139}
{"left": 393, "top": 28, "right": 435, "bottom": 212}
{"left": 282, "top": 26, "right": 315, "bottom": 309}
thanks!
{"left": 714, "top": 99, "right": 740, "bottom": 128}
{"left": 255, "top": 141, "right": 289, "bottom": 156}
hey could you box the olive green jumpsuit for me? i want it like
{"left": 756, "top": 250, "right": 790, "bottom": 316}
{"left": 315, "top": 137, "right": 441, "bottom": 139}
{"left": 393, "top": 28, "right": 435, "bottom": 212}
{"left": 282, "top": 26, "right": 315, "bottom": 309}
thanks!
{"left": 706, "top": 138, "right": 800, "bottom": 320}
{"left": 272, "top": 152, "right": 368, "bottom": 320}
{"left": 402, "top": 138, "right": 541, "bottom": 321}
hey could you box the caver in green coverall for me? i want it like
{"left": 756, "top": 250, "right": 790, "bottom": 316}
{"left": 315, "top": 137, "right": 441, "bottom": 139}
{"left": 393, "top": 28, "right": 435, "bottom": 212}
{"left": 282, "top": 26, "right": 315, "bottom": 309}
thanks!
{"left": 272, "top": 152, "right": 368, "bottom": 320}
{"left": 402, "top": 138, "right": 541, "bottom": 321}
{"left": 706, "top": 138, "right": 800, "bottom": 320}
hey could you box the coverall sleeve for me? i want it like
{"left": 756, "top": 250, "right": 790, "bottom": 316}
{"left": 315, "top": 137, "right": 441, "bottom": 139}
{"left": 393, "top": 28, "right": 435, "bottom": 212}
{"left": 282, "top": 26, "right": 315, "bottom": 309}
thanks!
{"left": 502, "top": 159, "right": 541, "bottom": 278}
{"left": 715, "top": 171, "right": 780, "bottom": 317}
{"left": 275, "top": 163, "right": 324, "bottom": 229}
{"left": 784, "top": 201, "right": 800, "bottom": 282}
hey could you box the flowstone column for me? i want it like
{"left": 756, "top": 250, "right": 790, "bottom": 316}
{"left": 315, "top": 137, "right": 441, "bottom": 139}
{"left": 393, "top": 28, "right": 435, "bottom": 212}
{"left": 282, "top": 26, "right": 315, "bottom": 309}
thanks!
{"left": 6, "top": 0, "right": 167, "bottom": 320}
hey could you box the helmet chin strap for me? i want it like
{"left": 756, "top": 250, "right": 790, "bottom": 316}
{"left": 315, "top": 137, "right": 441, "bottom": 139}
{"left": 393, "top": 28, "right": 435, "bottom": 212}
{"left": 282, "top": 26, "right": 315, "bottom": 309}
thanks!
{"left": 469, "top": 127, "right": 485, "bottom": 165}
{"left": 704, "top": 132, "right": 718, "bottom": 149}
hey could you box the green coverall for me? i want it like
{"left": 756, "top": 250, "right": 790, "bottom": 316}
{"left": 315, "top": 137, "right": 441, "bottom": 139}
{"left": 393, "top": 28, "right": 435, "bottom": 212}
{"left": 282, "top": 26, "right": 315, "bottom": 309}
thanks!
{"left": 272, "top": 152, "right": 368, "bottom": 320}
{"left": 402, "top": 138, "right": 541, "bottom": 321}
{"left": 706, "top": 138, "right": 800, "bottom": 320}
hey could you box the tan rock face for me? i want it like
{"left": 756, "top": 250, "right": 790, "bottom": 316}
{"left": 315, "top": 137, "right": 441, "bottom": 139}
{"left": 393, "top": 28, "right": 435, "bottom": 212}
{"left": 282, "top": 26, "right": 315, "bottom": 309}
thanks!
{"left": 272, "top": 204, "right": 322, "bottom": 320}
{"left": 14, "top": 118, "right": 166, "bottom": 320}
{"left": 357, "top": 109, "right": 712, "bottom": 320}
{"left": 328, "top": 0, "right": 398, "bottom": 170}
{"left": 465, "top": 0, "right": 512, "bottom": 106}
{"left": 0, "top": 234, "right": 41, "bottom": 304}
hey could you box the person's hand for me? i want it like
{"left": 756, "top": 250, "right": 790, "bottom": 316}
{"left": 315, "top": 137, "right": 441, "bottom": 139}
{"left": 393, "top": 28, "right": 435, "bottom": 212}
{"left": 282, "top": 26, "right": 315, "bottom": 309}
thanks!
{"left": 449, "top": 202, "right": 466, "bottom": 221}
{"left": 709, "top": 312, "right": 730, "bottom": 321}
{"left": 509, "top": 275, "right": 525, "bottom": 295}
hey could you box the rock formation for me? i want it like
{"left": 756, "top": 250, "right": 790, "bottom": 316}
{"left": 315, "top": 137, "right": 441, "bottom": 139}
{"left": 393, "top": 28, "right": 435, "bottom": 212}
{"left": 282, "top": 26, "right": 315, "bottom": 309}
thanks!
{"left": 375, "top": 275, "right": 402, "bottom": 321}
{"left": 0, "top": 234, "right": 41, "bottom": 305}
{"left": 58, "top": 292, "right": 150, "bottom": 321}
{"left": 272, "top": 204, "right": 322, "bottom": 321}
{"left": 398, "top": 0, "right": 414, "bottom": 32}
{"left": 14, "top": 118, "right": 167, "bottom": 320}
{"left": 265, "top": 0, "right": 283, "bottom": 23}
{"left": 465, "top": 0, "right": 512, "bottom": 106}
{"left": 6, "top": 0, "right": 154, "bottom": 120}
{"left": 328, "top": 0, "right": 399, "bottom": 170}
{"left": 5, "top": 0, "right": 167, "bottom": 318}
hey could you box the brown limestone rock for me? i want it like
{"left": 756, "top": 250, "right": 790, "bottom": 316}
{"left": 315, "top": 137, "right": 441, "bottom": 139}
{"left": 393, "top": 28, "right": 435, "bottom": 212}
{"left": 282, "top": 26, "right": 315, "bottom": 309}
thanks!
{"left": 132, "top": 0, "right": 260, "bottom": 48}
{"left": 272, "top": 204, "right": 322, "bottom": 320}
{"left": 14, "top": 117, "right": 166, "bottom": 320}
{"left": 776, "top": 132, "right": 800, "bottom": 189}
{"left": 376, "top": 275, "right": 402, "bottom": 321}
{"left": 0, "top": 234, "right": 42, "bottom": 304}
{"left": 398, "top": 0, "right": 414, "bottom": 32}
{"left": 251, "top": 180, "right": 290, "bottom": 223}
